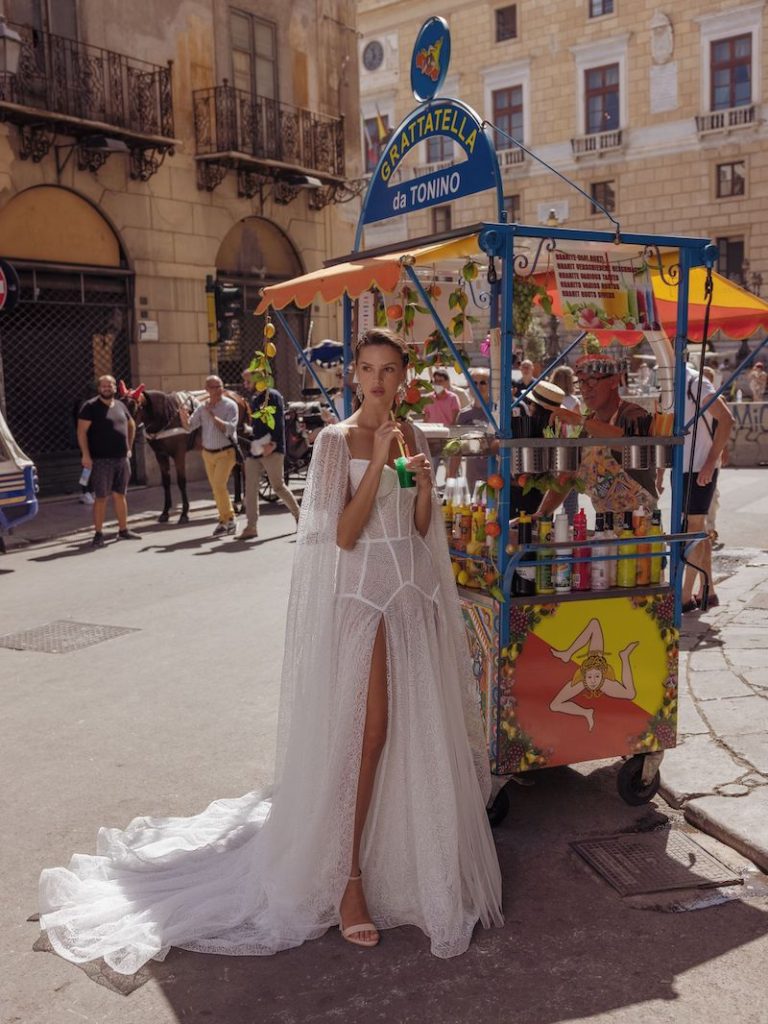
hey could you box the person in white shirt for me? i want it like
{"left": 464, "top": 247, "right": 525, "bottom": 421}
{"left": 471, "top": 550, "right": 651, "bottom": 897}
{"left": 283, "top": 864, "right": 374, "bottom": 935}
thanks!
{"left": 180, "top": 375, "right": 239, "bottom": 535}
{"left": 679, "top": 365, "right": 734, "bottom": 612}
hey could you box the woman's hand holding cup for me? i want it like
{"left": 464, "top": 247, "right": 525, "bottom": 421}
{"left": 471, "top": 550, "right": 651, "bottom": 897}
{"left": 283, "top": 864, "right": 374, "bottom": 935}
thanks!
{"left": 405, "top": 453, "right": 432, "bottom": 491}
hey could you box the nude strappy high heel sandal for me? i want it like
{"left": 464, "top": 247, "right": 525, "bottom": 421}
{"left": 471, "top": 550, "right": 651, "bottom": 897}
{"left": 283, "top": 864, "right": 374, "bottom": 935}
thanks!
{"left": 340, "top": 873, "right": 380, "bottom": 948}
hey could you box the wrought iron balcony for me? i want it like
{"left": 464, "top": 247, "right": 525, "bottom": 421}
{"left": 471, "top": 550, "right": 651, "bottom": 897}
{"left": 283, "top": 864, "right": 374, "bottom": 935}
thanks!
{"left": 696, "top": 103, "right": 756, "bottom": 135}
{"left": 0, "top": 21, "right": 176, "bottom": 179}
{"left": 194, "top": 82, "right": 346, "bottom": 202}
{"left": 570, "top": 129, "right": 623, "bottom": 158}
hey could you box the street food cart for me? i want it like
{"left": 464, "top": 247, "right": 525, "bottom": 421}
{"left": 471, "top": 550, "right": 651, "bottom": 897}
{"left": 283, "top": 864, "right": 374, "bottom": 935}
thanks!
{"left": 255, "top": 17, "right": 768, "bottom": 823}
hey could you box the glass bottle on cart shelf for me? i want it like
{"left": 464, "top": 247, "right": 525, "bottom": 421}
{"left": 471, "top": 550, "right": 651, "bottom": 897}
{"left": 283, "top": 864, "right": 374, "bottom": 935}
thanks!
{"left": 536, "top": 515, "right": 555, "bottom": 595}
{"left": 552, "top": 512, "right": 572, "bottom": 593}
{"left": 617, "top": 510, "right": 638, "bottom": 588}
{"left": 442, "top": 478, "right": 456, "bottom": 542}
{"left": 604, "top": 511, "right": 618, "bottom": 587}
{"left": 513, "top": 513, "right": 536, "bottom": 597}
{"left": 572, "top": 508, "right": 591, "bottom": 592}
{"left": 590, "top": 513, "right": 610, "bottom": 592}
{"left": 634, "top": 506, "right": 651, "bottom": 586}
{"left": 649, "top": 509, "right": 664, "bottom": 584}
{"left": 452, "top": 478, "right": 471, "bottom": 551}
{"left": 473, "top": 487, "right": 483, "bottom": 544}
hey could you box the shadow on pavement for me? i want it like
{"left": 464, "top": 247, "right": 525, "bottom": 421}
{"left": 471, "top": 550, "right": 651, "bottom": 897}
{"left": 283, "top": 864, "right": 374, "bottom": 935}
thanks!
{"left": 29, "top": 539, "right": 102, "bottom": 562}
{"left": 35, "top": 763, "right": 765, "bottom": 1021}
{"left": 680, "top": 622, "right": 723, "bottom": 652}
{"left": 195, "top": 531, "right": 297, "bottom": 554}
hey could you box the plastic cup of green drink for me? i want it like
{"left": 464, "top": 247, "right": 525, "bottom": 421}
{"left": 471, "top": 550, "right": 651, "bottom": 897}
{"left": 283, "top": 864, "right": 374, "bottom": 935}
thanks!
{"left": 394, "top": 455, "right": 416, "bottom": 488}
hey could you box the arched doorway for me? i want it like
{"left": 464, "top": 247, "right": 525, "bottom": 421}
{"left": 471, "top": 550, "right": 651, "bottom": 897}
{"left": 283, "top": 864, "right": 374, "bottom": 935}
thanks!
{"left": 0, "top": 186, "right": 132, "bottom": 495}
{"left": 215, "top": 217, "right": 307, "bottom": 398}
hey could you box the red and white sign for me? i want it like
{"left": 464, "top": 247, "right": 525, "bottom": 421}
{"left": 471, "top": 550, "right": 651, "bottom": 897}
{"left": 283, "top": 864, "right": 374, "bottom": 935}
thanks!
{"left": 0, "top": 259, "right": 20, "bottom": 313}
{"left": 553, "top": 246, "right": 663, "bottom": 346}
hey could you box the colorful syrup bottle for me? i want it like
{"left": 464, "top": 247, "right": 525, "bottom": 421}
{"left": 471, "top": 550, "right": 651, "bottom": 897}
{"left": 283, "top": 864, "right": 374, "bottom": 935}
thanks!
{"left": 471, "top": 481, "right": 486, "bottom": 544}
{"left": 617, "top": 510, "right": 638, "bottom": 588}
{"left": 513, "top": 513, "right": 536, "bottom": 597}
{"left": 590, "top": 512, "right": 610, "bottom": 592}
{"left": 604, "top": 511, "right": 618, "bottom": 587}
{"left": 442, "top": 478, "right": 455, "bottom": 543}
{"left": 536, "top": 515, "right": 555, "bottom": 595}
{"left": 634, "top": 506, "right": 651, "bottom": 586}
{"left": 649, "top": 509, "right": 664, "bottom": 584}
{"left": 552, "top": 512, "right": 572, "bottom": 593}
{"left": 571, "top": 507, "right": 591, "bottom": 592}
{"left": 452, "top": 478, "right": 471, "bottom": 552}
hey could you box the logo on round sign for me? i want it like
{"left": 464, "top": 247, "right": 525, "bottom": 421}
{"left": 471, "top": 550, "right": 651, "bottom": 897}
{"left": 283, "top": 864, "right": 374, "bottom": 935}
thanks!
{"left": 410, "top": 16, "right": 450, "bottom": 103}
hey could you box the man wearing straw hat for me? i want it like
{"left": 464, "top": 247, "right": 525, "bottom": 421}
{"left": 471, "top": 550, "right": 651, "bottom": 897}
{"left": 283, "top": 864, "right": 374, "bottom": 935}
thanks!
{"left": 529, "top": 353, "right": 658, "bottom": 522}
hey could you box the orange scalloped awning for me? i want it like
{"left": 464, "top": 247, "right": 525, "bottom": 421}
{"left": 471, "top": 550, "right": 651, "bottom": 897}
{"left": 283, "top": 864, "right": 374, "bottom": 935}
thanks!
{"left": 255, "top": 234, "right": 480, "bottom": 314}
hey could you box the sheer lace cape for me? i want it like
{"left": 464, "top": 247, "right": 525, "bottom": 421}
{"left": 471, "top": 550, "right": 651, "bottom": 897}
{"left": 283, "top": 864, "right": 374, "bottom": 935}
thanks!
{"left": 38, "top": 423, "right": 499, "bottom": 973}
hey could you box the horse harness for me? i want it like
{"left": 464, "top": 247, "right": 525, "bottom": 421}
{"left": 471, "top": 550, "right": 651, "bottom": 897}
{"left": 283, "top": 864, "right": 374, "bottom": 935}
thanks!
{"left": 143, "top": 391, "right": 199, "bottom": 442}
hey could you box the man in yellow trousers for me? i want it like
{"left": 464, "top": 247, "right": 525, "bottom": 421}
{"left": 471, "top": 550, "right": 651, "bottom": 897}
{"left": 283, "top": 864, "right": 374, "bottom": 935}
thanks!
{"left": 180, "top": 375, "right": 239, "bottom": 535}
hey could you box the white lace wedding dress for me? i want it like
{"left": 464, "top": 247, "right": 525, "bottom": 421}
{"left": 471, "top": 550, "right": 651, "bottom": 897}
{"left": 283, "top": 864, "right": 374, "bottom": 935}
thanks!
{"left": 39, "top": 425, "right": 502, "bottom": 973}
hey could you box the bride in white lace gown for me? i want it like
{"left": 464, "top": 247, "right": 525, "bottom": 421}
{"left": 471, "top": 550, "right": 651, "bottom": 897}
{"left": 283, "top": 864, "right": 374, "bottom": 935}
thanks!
{"left": 39, "top": 329, "right": 502, "bottom": 973}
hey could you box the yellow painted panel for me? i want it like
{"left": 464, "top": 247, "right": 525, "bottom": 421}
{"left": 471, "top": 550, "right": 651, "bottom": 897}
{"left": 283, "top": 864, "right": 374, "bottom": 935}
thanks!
{"left": 0, "top": 186, "right": 121, "bottom": 266}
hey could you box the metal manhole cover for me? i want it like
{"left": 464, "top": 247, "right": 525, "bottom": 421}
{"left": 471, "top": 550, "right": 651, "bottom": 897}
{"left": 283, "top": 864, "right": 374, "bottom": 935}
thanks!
{"left": 571, "top": 831, "right": 741, "bottom": 896}
{"left": 0, "top": 620, "right": 139, "bottom": 654}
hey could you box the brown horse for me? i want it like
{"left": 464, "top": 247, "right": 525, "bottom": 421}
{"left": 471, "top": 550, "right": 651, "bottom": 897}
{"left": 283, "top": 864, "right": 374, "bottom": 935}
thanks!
{"left": 118, "top": 383, "right": 249, "bottom": 523}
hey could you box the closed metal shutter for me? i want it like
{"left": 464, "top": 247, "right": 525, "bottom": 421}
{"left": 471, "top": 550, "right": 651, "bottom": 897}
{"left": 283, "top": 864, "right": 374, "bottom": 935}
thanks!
{"left": 0, "top": 264, "right": 133, "bottom": 496}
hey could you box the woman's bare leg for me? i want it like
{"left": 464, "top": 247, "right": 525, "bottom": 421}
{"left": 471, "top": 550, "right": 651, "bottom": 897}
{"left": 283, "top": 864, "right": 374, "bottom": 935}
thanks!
{"left": 551, "top": 617, "right": 604, "bottom": 662}
{"left": 340, "top": 618, "right": 388, "bottom": 942}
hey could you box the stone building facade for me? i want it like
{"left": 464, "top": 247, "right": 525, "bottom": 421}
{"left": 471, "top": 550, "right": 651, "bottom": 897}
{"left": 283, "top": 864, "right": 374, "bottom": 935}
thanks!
{"left": 357, "top": 0, "right": 767, "bottom": 299}
{"left": 0, "top": 0, "right": 360, "bottom": 492}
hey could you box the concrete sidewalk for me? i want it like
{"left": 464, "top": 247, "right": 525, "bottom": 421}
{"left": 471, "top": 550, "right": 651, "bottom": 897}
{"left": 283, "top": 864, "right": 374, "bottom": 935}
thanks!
{"left": 5, "top": 487, "right": 768, "bottom": 876}
{"left": 662, "top": 551, "right": 768, "bottom": 872}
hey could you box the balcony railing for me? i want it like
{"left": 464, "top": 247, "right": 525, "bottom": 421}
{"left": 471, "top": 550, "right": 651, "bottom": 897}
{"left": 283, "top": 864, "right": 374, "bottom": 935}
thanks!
{"left": 411, "top": 159, "right": 453, "bottom": 178}
{"left": 194, "top": 83, "right": 345, "bottom": 187}
{"left": 0, "top": 21, "right": 174, "bottom": 140}
{"left": 499, "top": 146, "right": 525, "bottom": 170}
{"left": 696, "top": 103, "right": 756, "bottom": 135}
{"left": 571, "top": 128, "right": 623, "bottom": 157}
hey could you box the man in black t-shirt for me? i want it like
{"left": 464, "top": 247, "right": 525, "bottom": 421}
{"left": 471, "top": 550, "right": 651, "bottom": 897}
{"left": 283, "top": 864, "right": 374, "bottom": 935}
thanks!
{"left": 77, "top": 374, "right": 140, "bottom": 548}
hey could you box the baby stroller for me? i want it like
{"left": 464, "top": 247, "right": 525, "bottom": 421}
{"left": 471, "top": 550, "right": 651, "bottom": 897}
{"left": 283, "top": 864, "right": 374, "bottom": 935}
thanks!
{"left": 0, "top": 407, "right": 39, "bottom": 553}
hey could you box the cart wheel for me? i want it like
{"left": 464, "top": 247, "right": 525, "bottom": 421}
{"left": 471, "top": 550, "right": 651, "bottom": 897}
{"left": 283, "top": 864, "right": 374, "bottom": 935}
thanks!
{"left": 486, "top": 785, "right": 510, "bottom": 828}
{"left": 617, "top": 755, "right": 661, "bottom": 806}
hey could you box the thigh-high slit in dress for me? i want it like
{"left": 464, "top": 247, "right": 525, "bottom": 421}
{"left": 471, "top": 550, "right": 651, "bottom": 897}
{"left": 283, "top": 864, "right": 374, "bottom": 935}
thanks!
{"left": 39, "top": 425, "right": 502, "bottom": 973}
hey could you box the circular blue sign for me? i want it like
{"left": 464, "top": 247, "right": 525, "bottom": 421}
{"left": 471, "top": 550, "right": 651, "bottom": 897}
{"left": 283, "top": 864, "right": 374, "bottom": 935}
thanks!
{"left": 410, "top": 17, "right": 451, "bottom": 103}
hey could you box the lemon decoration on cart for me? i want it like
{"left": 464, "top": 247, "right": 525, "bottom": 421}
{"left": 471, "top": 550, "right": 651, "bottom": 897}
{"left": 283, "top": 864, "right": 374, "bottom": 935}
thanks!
{"left": 247, "top": 317, "right": 278, "bottom": 430}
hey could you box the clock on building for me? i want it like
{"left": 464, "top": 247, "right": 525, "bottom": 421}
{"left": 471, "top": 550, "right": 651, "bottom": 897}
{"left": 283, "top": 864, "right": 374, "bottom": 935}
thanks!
{"left": 362, "top": 40, "right": 384, "bottom": 72}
